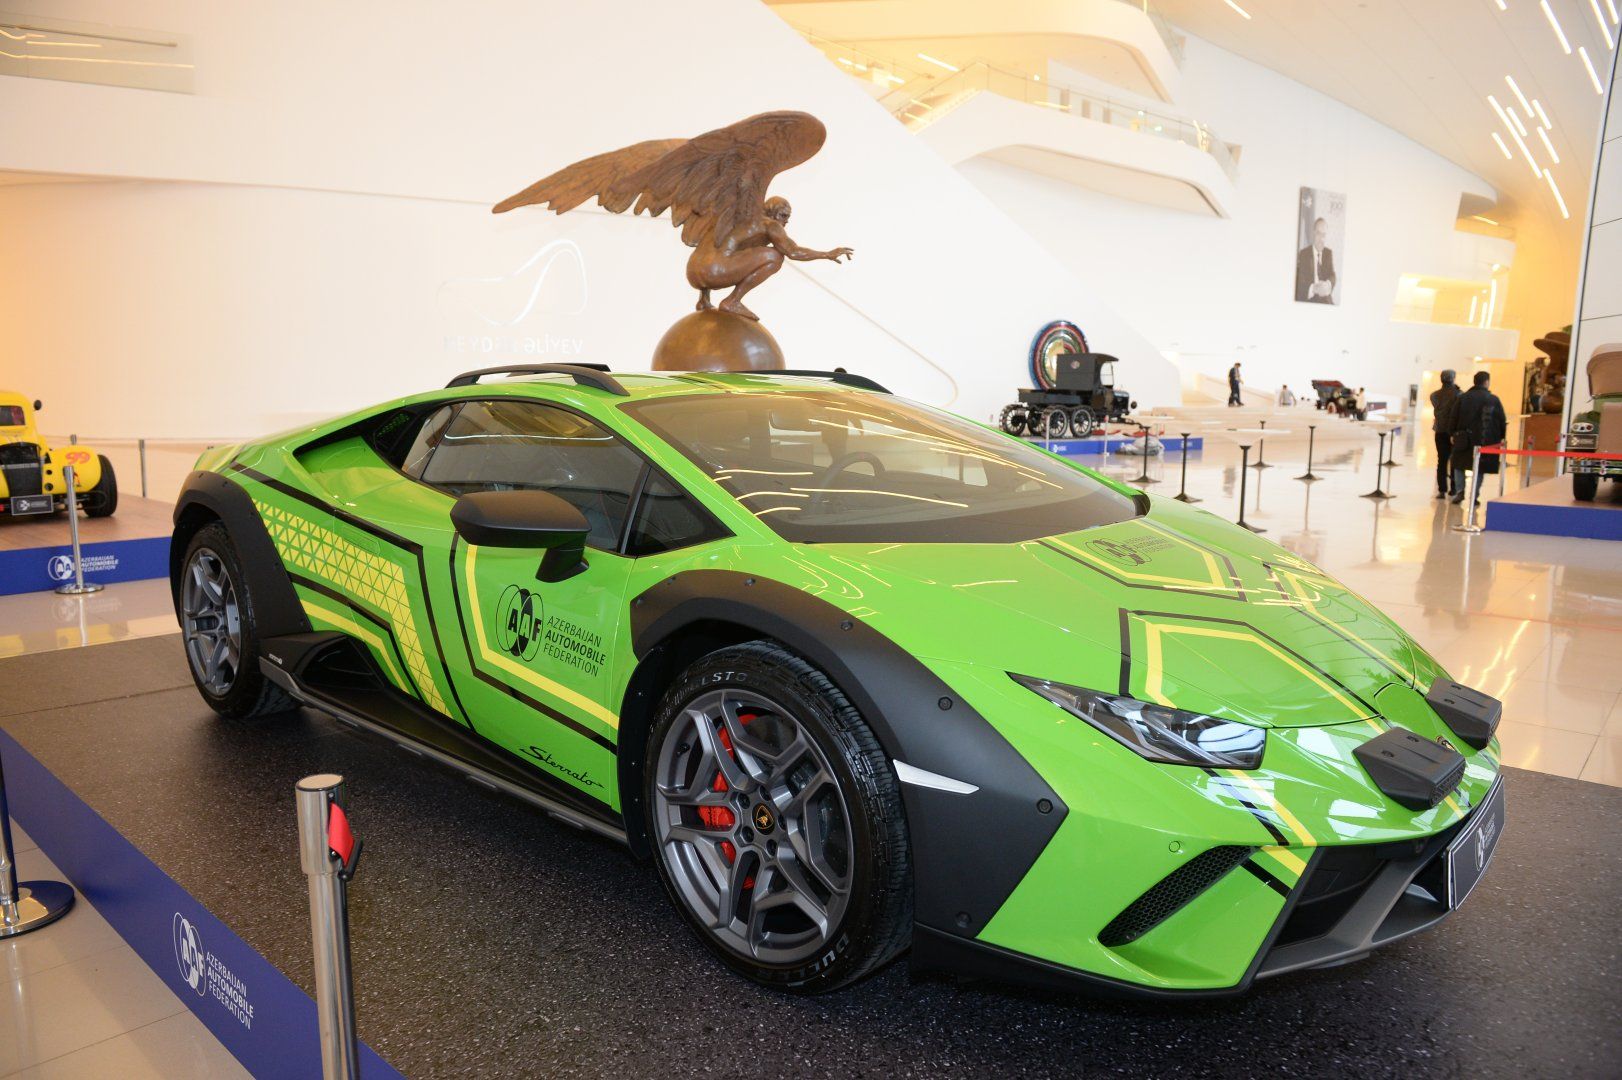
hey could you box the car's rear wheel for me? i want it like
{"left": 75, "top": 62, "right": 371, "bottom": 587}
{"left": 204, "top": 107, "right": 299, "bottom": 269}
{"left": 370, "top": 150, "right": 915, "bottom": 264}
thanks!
{"left": 1042, "top": 407, "right": 1068, "bottom": 439}
{"left": 1572, "top": 472, "right": 1598, "bottom": 501}
{"left": 1069, "top": 406, "right": 1095, "bottom": 438}
{"left": 180, "top": 523, "right": 294, "bottom": 719}
{"left": 85, "top": 454, "right": 117, "bottom": 517}
{"left": 645, "top": 641, "right": 912, "bottom": 993}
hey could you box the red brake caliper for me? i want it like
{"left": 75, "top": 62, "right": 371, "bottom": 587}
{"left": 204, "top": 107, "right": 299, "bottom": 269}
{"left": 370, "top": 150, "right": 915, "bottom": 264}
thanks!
{"left": 695, "top": 718, "right": 756, "bottom": 890}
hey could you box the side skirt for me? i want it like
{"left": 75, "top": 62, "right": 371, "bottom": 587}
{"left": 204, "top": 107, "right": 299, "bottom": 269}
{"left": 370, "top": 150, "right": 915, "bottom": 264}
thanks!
{"left": 260, "top": 632, "right": 627, "bottom": 846}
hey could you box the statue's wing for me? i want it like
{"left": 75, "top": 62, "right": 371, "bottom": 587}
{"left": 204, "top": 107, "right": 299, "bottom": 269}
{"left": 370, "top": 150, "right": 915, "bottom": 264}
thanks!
{"left": 614, "top": 111, "right": 827, "bottom": 246}
{"left": 491, "top": 138, "right": 687, "bottom": 216}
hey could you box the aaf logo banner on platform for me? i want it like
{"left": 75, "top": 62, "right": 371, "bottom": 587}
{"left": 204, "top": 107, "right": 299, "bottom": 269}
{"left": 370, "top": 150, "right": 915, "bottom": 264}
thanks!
{"left": 173, "top": 910, "right": 255, "bottom": 1028}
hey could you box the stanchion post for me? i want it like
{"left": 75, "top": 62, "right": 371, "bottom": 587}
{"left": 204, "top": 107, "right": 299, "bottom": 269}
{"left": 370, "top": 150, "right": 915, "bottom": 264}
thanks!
{"left": 1296, "top": 425, "right": 1321, "bottom": 482}
{"left": 1130, "top": 423, "right": 1156, "bottom": 486}
{"left": 1361, "top": 433, "right": 1393, "bottom": 499}
{"left": 1453, "top": 446, "right": 1485, "bottom": 534}
{"left": 1382, "top": 427, "right": 1400, "bottom": 468}
{"left": 54, "top": 465, "right": 104, "bottom": 597}
{"left": 1174, "top": 431, "right": 1200, "bottom": 503}
{"left": 296, "top": 774, "right": 360, "bottom": 1080}
{"left": 139, "top": 438, "right": 148, "bottom": 499}
{"left": 1251, "top": 419, "right": 1271, "bottom": 468}
{"left": 1236, "top": 444, "right": 1264, "bottom": 532}
{"left": 1522, "top": 438, "right": 1534, "bottom": 490}
{"left": 0, "top": 751, "right": 75, "bottom": 937}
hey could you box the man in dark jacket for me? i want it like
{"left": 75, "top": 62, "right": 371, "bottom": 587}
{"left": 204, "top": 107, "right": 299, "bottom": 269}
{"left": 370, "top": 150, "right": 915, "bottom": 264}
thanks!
{"left": 1227, "top": 362, "right": 1243, "bottom": 406}
{"left": 1430, "top": 369, "right": 1461, "bottom": 498}
{"left": 1449, "top": 371, "right": 1507, "bottom": 504}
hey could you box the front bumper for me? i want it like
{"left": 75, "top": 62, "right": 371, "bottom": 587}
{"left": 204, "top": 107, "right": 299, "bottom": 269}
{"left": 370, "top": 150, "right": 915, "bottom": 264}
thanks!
{"left": 913, "top": 776, "right": 1505, "bottom": 997}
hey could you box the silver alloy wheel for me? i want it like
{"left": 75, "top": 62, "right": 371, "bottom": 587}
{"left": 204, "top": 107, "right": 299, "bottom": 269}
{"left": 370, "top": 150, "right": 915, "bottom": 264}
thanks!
{"left": 652, "top": 688, "right": 854, "bottom": 965}
{"left": 182, "top": 546, "right": 243, "bottom": 696}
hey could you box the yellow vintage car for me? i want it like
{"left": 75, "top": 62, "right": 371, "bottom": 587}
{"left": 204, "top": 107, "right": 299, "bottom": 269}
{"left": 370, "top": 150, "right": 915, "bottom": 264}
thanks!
{"left": 0, "top": 391, "right": 118, "bottom": 519}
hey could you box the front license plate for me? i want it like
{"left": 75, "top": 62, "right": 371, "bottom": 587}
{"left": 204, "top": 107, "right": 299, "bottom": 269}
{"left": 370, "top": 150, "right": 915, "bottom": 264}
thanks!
{"left": 8, "top": 494, "right": 52, "bottom": 515}
{"left": 1447, "top": 777, "right": 1504, "bottom": 908}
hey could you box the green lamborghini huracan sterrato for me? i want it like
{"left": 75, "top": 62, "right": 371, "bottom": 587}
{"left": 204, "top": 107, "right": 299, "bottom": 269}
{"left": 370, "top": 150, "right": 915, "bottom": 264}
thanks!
{"left": 171, "top": 364, "right": 1504, "bottom": 995}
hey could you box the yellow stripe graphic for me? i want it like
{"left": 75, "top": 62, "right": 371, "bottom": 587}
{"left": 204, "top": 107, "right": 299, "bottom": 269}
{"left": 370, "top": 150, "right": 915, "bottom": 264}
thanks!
{"left": 463, "top": 545, "right": 619, "bottom": 731}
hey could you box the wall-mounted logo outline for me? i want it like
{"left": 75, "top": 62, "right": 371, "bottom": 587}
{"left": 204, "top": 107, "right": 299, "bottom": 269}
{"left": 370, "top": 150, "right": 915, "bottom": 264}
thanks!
{"left": 438, "top": 238, "right": 588, "bottom": 328}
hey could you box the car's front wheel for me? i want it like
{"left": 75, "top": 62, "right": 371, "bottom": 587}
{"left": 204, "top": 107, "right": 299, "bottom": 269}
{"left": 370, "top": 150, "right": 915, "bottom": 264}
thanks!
{"left": 646, "top": 641, "right": 912, "bottom": 993}
{"left": 1572, "top": 472, "right": 1598, "bottom": 501}
{"left": 179, "top": 523, "right": 294, "bottom": 719}
{"left": 85, "top": 454, "right": 118, "bottom": 517}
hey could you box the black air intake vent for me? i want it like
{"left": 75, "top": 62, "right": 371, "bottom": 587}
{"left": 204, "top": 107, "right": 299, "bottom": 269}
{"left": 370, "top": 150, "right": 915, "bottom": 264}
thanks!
{"left": 1099, "top": 845, "right": 1254, "bottom": 947}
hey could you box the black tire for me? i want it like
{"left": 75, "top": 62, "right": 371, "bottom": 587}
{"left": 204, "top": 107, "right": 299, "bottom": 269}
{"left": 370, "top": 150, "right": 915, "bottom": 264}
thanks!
{"left": 645, "top": 641, "right": 912, "bottom": 993}
{"left": 1069, "top": 407, "right": 1095, "bottom": 438}
{"left": 179, "top": 522, "right": 295, "bottom": 719}
{"left": 1042, "top": 408, "right": 1068, "bottom": 439}
{"left": 999, "top": 404, "right": 1027, "bottom": 437}
{"left": 85, "top": 454, "right": 118, "bottom": 518}
{"left": 1572, "top": 472, "right": 1598, "bottom": 502}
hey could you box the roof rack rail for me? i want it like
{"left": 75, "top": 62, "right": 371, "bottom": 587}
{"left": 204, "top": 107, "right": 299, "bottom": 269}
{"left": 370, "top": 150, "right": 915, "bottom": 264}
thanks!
{"left": 446, "top": 363, "right": 628, "bottom": 396}
{"left": 773, "top": 369, "right": 891, "bottom": 394}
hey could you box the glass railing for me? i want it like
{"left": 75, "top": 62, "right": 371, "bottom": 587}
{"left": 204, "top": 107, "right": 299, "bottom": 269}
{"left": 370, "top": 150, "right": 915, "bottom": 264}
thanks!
{"left": 897, "top": 62, "right": 1238, "bottom": 180}
{"left": 0, "top": 11, "right": 193, "bottom": 93}
{"left": 796, "top": 30, "right": 925, "bottom": 96}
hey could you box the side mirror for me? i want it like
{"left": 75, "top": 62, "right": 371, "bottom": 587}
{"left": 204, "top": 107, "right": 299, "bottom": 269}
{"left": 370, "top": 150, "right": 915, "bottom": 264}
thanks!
{"left": 32, "top": 400, "right": 42, "bottom": 412}
{"left": 449, "top": 490, "right": 590, "bottom": 583}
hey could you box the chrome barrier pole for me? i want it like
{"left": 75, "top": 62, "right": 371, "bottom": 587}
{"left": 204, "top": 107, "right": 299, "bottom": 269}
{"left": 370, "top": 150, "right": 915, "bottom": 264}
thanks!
{"left": 296, "top": 775, "right": 360, "bottom": 1080}
{"left": 139, "top": 439, "right": 148, "bottom": 499}
{"left": 54, "top": 465, "right": 103, "bottom": 597}
{"left": 0, "top": 750, "right": 74, "bottom": 937}
{"left": 1453, "top": 446, "right": 1484, "bottom": 534}
{"left": 1522, "top": 439, "right": 1534, "bottom": 490}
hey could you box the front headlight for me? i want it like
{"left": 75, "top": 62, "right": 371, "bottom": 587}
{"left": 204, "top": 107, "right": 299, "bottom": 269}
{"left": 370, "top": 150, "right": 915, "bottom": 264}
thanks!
{"left": 1011, "top": 675, "right": 1266, "bottom": 768}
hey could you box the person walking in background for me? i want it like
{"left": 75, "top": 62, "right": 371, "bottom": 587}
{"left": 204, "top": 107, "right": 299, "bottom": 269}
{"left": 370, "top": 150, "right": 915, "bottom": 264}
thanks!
{"left": 1353, "top": 387, "right": 1367, "bottom": 420}
{"left": 1278, "top": 384, "right": 1296, "bottom": 407}
{"left": 1430, "top": 369, "right": 1461, "bottom": 499}
{"left": 1228, "top": 362, "right": 1243, "bottom": 406}
{"left": 1449, "top": 371, "right": 1507, "bottom": 504}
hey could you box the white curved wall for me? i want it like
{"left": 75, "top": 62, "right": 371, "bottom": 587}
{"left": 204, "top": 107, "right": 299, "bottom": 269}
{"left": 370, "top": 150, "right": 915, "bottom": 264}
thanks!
{"left": 0, "top": 0, "right": 1182, "bottom": 441}
{"left": 956, "top": 35, "right": 1516, "bottom": 402}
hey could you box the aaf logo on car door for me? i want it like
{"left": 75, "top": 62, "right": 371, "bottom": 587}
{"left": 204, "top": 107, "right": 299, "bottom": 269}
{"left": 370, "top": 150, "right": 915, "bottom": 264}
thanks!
{"left": 496, "top": 585, "right": 543, "bottom": 661}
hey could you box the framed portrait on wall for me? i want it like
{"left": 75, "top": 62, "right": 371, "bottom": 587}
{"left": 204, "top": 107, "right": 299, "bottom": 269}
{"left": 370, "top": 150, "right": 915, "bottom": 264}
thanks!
{"left": 1294, "top": 187, "right": 1345, "bottom": 305}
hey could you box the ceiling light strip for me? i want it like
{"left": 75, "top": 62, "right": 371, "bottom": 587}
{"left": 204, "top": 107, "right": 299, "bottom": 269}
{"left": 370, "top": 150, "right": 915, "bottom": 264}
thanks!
{"left": 1223, "top": 0, "right": 1253, "bottom": 19}
{"left": 1542, "top": 0, "right": 1573, "bottom": 53}
{"left": 1491, "top": 131, "right": 1514, "bottom": 158}
{"left": 1606, "top": 0, "right": 1620, "bottom": 24}
{"left": 1536, "top": 125, "right": 1561, "bottom": 162}
{"left": 915, "top": 52, "right": 958, "bottom": 73}
{"left": 1589, "top": 0, "right": 1617, "bottom": 46}
{"left": 1545, "top": 169, "right": 1570, "bottom": 218}
{"left": 1578, "top": 45, "right": 1605, "bottom": 92}
{"left": 1532, "top": 98, "right": 1553, "bottom": 127}
{"left": 1506, "top": 75, "right": 1534, "bottom": 113}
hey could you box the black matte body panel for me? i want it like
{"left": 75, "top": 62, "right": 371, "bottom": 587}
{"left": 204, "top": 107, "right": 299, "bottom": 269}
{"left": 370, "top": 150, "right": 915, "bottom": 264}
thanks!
{"left": 171, "top": 469, "right": 311, "bottom": 640}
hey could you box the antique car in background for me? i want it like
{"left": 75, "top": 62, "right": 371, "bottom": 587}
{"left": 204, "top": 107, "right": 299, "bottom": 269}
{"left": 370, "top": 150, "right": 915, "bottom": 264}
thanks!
{"left": 0, "top": 392, "right": 118, "bottom": 519}
{"left": 1565, "top": 343, "right": 1622, "bottom": 502}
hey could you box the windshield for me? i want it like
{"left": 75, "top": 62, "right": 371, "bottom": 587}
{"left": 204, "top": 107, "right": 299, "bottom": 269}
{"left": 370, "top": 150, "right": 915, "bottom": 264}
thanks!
{"left": 624, "top": 392, "right": 1139, "bottom": 543}
{"left": 0, "top": 405, "right": 24, "bottom": 427}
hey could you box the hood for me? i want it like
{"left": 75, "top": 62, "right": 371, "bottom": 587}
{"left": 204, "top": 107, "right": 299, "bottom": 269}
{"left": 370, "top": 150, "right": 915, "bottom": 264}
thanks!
{"left": 795, "top": 501, "right": 1419, "bottom": 730}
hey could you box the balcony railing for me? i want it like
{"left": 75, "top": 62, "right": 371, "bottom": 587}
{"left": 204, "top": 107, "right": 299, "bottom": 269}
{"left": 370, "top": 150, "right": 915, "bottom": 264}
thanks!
{"left": 1111, "top": 0, "right": 1186, "bottom": 64}
{"left": 895, "top": 61, "right": 1239, "bottom": 180}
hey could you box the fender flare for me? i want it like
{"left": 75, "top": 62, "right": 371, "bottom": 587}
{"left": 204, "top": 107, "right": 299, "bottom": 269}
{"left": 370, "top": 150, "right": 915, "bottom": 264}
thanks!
{"left": 171, "top": 470, "right": 311, "bottom": 640}
{"left": 627, "top": 569, "right": 1067, "bottom": 940}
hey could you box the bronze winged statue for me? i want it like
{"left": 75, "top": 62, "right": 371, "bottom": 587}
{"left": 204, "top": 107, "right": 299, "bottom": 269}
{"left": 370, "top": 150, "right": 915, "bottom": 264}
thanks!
{"left": 493, "top": 111, "right": 852, "bottom": 321}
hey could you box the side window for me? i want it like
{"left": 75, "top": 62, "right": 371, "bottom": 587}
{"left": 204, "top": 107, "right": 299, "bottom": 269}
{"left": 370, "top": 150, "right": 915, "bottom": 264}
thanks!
{"left": 418, "top": 400, "right": 644, "bottom": 550}
{"left": 396, "top": 404, "right": 459, "bottom": 480}
{"left": 626, "top": 472, "right": 727, "bottom": 556}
